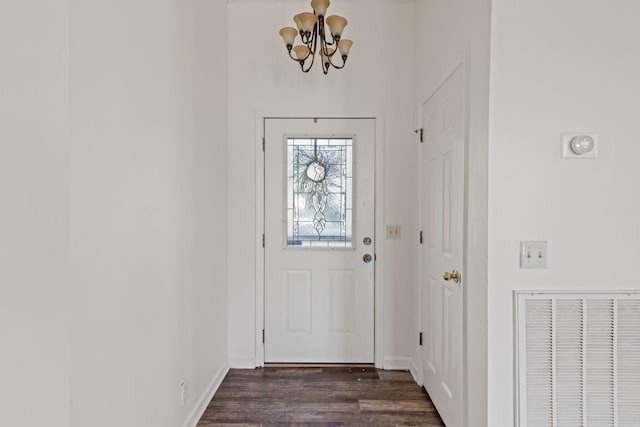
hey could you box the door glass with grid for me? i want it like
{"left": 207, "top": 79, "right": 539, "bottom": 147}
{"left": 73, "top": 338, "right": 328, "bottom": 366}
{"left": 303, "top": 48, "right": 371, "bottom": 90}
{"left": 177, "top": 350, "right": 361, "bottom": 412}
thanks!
{"left": 287, "top": 137, "right": 353, "bottom": 248}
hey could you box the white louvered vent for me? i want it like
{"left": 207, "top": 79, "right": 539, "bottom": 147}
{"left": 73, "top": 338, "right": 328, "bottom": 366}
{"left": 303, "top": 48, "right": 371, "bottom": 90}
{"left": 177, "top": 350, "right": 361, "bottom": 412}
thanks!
{"left": 516, "top": 292, "right": 640, "bottom": 427}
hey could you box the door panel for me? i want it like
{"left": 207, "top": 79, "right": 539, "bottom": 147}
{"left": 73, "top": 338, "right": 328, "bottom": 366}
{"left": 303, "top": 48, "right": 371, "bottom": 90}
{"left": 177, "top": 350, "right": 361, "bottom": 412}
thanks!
{"left": 264, "top": 118, "right": 375, "bottom": 363}
{"left": 420, "top": 66, "right": 465, "bottom": 427}
{"left": 328, "top": 269, "right": 355, "bottom": 333}
{"left": 285, "top": 270, "right": 312, "bottom": 333}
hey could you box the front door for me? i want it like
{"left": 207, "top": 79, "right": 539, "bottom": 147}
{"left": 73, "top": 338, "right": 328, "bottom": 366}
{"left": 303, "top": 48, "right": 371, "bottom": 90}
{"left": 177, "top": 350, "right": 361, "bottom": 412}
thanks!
{"left": 264, "top": 117, "right": 375, "bottom": 363}
{"left": 420, "top": 66, "right": 465, "bottom": 427}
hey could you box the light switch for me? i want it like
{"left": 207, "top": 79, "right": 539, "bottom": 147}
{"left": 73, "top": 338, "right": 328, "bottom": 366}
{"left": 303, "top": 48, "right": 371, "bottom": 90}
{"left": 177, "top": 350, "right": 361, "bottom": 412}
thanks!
{"left": 386, "top": 225, "right": 401, "bottom": 240}
{"left": 520, "top": 241, "right": 547, "bottom": 268}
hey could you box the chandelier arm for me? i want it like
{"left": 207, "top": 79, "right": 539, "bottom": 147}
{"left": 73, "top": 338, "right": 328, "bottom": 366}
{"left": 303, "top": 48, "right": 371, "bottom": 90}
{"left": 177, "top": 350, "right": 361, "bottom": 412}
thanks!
{"left": 299, "top": 21, "right": 320, "bottom": 73}
{"left": 326, "top": 54, "right": 347, "bottom": 70}
{"left": 323, "top": 39, "right": 346, "bottom": 70}
{"left": 318, "top": 16, "right": 333, "bottom": 55}
{"left": 287, "top": 48, "right": 312, "bottom": 63}
{"left": 318, "top": 17, "right": 337, "bottom": 47}
{"left": 318, "top": 18, "right": 342, "bottom": 63}
{"left": 301, "top": 31, "right": 313, "bottom": 45}
{"left": 311, "top": 20, "right": 319, "bottom": 57}
{"left": 301, "top": 52, "right": 316, "bottom": 73}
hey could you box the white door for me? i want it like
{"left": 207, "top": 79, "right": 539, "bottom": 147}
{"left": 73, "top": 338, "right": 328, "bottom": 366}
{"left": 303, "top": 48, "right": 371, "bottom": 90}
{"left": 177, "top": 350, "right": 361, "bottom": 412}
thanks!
{"left": 420, "top": 66, "right": 465, "bottom": 427}
{"left": 264, "top": 118, "right": 376, "bottom": 363}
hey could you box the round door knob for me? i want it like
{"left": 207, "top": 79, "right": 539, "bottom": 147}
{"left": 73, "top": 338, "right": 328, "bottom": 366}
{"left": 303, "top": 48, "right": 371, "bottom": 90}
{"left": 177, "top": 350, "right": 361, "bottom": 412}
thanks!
{"left": 442, "top": 270, "right": 460, "bottom": 283}
{"left": 363, "top": 254, "right": 373, "bottom": 263}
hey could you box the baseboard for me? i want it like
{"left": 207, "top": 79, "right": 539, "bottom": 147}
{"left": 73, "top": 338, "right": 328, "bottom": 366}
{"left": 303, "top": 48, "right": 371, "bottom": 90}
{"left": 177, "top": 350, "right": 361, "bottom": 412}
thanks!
{"left": 382, "top": 356, "right": 411, "bottom": 370}
{"left": 181, "top": 363, "right": 229, "bottom": 427}
{"left": 265, "top": 363, "right": 374, "bottom": 368}
{"left": 409, "top": 356, "right": 422, "bottom": 386}
{"left": 229, "top": 357, "right": 258, "bottom": 369}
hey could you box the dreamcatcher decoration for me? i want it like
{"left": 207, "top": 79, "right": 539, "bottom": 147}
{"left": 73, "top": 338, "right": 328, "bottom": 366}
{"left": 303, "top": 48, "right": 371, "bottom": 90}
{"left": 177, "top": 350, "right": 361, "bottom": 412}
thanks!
{"left": 301, "top": 142, "right": 329, "bottom": 236}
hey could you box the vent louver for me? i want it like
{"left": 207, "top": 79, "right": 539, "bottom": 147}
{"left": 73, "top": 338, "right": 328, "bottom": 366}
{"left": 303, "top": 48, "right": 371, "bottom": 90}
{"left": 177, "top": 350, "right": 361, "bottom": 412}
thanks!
{"left": 516, "top": 292, "right": 640, "bottom": 427}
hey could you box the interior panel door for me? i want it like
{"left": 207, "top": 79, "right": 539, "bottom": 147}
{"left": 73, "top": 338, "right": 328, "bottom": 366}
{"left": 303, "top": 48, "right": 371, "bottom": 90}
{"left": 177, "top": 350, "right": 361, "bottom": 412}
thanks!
{"left": 420, "top": 66, "right": 465, "bottom": 427}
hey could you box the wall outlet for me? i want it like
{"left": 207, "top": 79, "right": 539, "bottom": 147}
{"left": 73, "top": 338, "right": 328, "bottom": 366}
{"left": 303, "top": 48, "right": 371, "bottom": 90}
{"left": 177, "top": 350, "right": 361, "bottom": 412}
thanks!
{"left": 520, "top": 241, "right": 547, "bottom": 268}
{"left": 386, "top": 225, "right": 401, "bottom": 240}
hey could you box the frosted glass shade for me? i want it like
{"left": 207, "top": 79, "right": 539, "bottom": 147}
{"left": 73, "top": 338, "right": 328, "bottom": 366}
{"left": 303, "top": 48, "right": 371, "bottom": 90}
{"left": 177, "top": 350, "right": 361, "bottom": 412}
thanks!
{"left": 279, "top": 27, "right": 298, "bottom": 47}
{"left": 293, "top": 14, "right": 303, "bottom": 31}
{"left": 292, "top": 45, "right": 311, "bottom": 61}
{"left": 338, "top": 39, "right": 353, "bottom": 57}
{"left": 326, "top": 15, "right": 347, "bottom": 37}
{"left": 311, "top": 0, "right": 330, "bottom": 16}
{"left": 296, "top": 12, "right": 318, "bottom": 33}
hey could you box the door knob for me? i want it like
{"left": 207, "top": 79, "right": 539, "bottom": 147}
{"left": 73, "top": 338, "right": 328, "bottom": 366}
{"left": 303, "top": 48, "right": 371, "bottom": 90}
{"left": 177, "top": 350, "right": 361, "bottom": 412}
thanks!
{"left": 363, "top": 254, "right": 373, "bottom": 263}
{"left": 442, "top": 270, "right": 460, "bottom": 283}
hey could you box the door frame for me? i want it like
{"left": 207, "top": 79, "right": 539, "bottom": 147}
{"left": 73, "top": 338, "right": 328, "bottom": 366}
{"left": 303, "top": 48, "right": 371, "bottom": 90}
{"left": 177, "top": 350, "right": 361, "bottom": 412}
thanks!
{"left": 418, "top": 58, "right": 471, "bottom": 426}
{"left": 254, "top": 113, "right": 385, "bottom": 367}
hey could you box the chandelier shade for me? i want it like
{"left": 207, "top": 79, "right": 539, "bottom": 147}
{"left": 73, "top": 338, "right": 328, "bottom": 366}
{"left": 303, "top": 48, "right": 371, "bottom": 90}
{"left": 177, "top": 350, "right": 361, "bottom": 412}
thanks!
{"left": 296, "top": 12, "right": 318, "bottom": 34}
{"left": 279, "top": 27, "right": 298, "bottom": 46}
{"left": 311, "top": 0, "right": 330, "bottom": 16}
{"left": 325, "top": 15, "right": 347, "bottom": 37}
{"left": 278, "top": 0, "right": 353, "bottom": 74}
{"left": 293, "top": 45, "right": 311, "bottom": 61}
{"left": 337, "top": 39, "right": 352, "bottom": 57}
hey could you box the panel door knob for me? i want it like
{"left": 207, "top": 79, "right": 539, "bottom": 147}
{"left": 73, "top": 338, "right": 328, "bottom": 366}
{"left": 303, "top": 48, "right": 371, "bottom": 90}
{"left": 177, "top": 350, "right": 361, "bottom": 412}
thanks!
{"left": 442, "top": 270, "right": 460, "bottom": 283}
{"left": 363, "top": 254, "right": 373, "bottom": 263}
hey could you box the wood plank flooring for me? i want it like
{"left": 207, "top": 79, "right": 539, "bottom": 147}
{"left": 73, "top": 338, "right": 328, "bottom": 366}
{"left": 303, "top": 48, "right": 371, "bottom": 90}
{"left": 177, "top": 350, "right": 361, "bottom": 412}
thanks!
{"left": 197, "top": 367, "right": 445, "bottom": 426}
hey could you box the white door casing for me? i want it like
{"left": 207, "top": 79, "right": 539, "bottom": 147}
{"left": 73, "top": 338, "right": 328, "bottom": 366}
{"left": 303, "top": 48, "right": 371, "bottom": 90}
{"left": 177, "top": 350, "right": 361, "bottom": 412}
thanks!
{"left": 420, "top": 65, "right": 465, "bottom": 427}
{"left": 264, "top": 118, "right": 376, "bottom": 363}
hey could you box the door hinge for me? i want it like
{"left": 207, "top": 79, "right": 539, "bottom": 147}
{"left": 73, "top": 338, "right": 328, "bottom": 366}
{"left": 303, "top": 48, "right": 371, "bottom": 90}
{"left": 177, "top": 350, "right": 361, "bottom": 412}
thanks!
{"left": 419, "top": 230, "right": 423, "bottom": 244}
{"left": 262, "top": 329, "right": 265, "bottom": 343}
{"left": 419, "top": 332, "right": 423, "bottom": 346}
{"left": 262, "top": 137, "right": 265, "bottom": 152}
{"left": 262, "top": 233, "right": 265, "bottom": 248}
{"left": 414, "top": 128, "right": 424, "bottom": 143}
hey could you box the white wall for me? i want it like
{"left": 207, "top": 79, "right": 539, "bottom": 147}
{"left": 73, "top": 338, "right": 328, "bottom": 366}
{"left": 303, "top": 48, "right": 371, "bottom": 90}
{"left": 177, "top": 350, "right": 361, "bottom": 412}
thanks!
{"left": 412, "top": 1, "right": 491, "bottom": 425}
{"left": 0, "top": 2, "right": 70, "bottom": 426}
{"left": 488, "top": 0, "right": 640, "bottom": 425}
{"left": 3, "top": 1, "right": 227, "bottom": 425}
{"left": 68, "top": 1, "right": 228, "bottom": 426}
{"left": 227, "top": 0, "right": 416, "bottom": 368}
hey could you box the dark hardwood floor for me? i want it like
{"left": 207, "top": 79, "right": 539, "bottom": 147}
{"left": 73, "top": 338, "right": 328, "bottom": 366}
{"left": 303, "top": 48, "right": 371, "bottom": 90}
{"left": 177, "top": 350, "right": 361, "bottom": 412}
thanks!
{"left": 197, "top": 367, "right": 445, "bottom": 426}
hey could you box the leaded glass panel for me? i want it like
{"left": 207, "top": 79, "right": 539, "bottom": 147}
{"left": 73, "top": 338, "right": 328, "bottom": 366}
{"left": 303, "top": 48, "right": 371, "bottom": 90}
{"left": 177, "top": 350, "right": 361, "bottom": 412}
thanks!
{"left": 287, "top": 138, "right": 353, "bottom": 248}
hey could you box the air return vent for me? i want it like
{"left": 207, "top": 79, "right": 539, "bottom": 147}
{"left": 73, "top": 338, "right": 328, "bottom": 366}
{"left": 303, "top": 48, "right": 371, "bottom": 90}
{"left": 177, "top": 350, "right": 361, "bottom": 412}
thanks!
{"left": 515, "top": 292, "right": 640, "bottom": 427}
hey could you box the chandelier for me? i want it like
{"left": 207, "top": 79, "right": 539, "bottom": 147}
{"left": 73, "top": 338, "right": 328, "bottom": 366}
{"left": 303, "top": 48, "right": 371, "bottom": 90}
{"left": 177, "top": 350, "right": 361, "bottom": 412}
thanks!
{"left": 278, "top": 0, "right": 353, "bottom": 74}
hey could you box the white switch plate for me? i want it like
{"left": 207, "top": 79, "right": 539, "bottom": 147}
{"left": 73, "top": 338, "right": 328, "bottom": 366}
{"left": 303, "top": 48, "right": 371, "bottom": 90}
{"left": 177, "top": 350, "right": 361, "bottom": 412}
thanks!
{"left": 561, "top": 133, "right": 598, "bottom": 159}
{"left": 386, "top": 225, "right": 401, "bottom": 240}
{"left": 520, "top": 241, "right": 547, "bottom": 268}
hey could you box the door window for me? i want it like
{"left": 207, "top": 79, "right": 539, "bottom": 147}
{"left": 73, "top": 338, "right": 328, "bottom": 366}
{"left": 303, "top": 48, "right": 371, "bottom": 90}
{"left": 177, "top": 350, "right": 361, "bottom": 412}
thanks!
{"left": 286, "top": 137, "right": 353, "bottom": 248}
